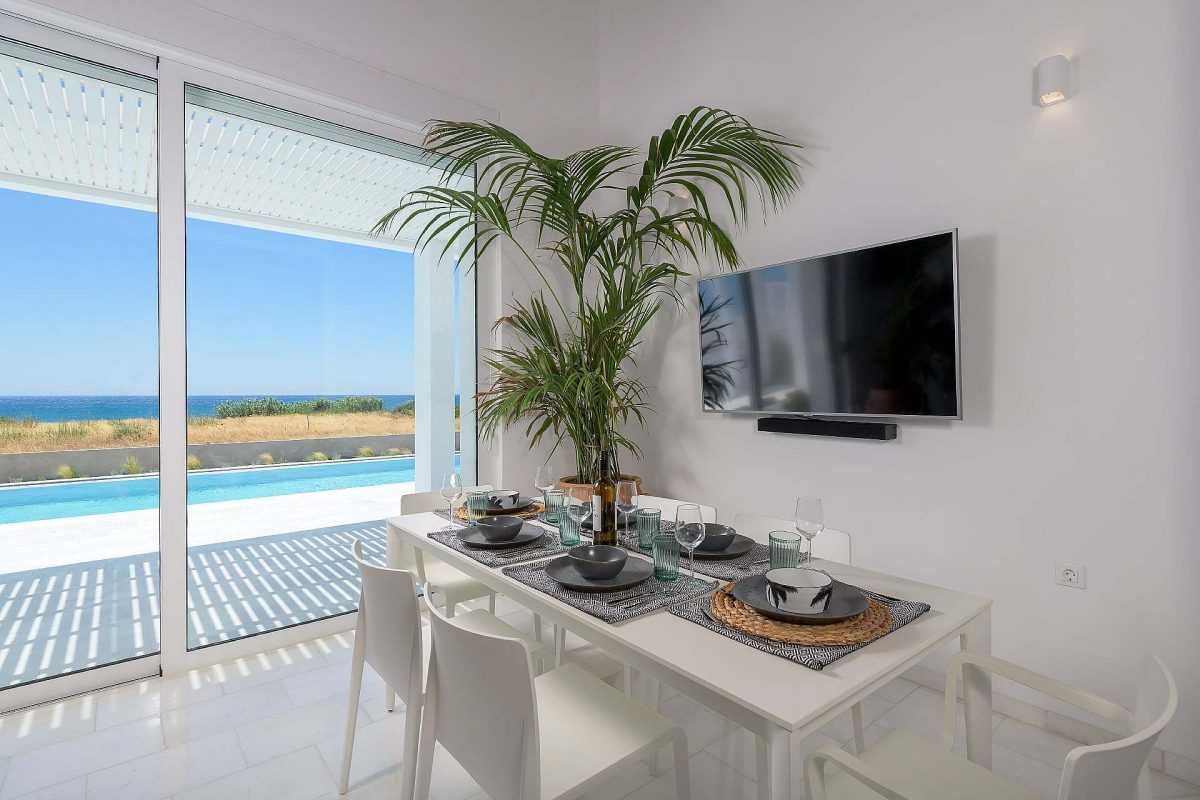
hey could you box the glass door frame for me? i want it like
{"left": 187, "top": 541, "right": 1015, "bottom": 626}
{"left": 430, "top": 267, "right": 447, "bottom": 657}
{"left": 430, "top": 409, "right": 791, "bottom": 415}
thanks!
{"left": 157, "top": 58, "right": 480, "bottom": 674}
{"left": 0, "top": 13, "right": 162, "bottom": 713}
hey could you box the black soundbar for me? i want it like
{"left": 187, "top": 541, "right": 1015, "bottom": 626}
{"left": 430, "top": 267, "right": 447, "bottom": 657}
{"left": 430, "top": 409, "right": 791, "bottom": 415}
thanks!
{"left": 757, "top": 416, "right": 897, "bottom": 441}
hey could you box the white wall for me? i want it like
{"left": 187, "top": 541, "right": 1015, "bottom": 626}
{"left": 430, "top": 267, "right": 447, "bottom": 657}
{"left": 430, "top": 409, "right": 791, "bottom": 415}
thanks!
{"left": 13, "top": 0, "right": 600, "bottom": 484}
{"left": 598, "top": 0, "right": 1200, "bottom": 756}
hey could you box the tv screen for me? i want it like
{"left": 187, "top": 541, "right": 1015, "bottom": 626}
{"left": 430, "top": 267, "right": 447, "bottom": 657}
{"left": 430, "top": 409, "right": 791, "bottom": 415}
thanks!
{"left": 698, "top": 230, "right": 960, "bottom": 419}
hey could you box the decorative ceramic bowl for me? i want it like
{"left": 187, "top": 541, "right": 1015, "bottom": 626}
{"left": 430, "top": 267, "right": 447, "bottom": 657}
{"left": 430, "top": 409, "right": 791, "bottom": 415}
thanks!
{"left": 474, "top": 515, "right": 524, "bottom": 542}
{"left": 695, "top": 523, "right": 737, "bottom": 552}
{"left": 764, "top": 567, "right": 834, "bottom": 614}
{"left": 568, "top": 545, "right": 628, "bottom": 580}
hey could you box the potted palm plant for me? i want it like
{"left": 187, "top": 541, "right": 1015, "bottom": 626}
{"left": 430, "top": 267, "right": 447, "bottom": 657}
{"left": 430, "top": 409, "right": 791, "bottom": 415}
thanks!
{"left": 375, "top": 107, "right": 801, "bottom": 486}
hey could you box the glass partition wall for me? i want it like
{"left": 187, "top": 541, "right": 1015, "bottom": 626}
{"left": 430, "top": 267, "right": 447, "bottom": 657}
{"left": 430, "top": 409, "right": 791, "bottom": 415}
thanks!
{"left": 0, "top": 21, "right": 475, "bottom": 707}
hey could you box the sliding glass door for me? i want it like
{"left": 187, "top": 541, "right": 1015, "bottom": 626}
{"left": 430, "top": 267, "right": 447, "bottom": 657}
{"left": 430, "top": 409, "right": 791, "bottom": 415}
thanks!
{"left": 180, "top": 85, "right": 471, "bottom": 649}
{"left": 0, "top": 33, "right": 160, "bottom": 702}
{"left": 0, "top": 20, "right": 477, "bottom": 703}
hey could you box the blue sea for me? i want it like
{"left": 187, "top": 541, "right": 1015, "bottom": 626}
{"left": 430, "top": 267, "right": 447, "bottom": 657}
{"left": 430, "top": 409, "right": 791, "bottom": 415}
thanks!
{"left": 0, "top": 395, "right": 422, "bottom": 422}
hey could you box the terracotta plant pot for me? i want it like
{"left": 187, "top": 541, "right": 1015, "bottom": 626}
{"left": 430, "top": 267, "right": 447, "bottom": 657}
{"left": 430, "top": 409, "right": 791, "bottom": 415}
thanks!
{"left": 558, "top": 474, "right": 644, "bottom": 495}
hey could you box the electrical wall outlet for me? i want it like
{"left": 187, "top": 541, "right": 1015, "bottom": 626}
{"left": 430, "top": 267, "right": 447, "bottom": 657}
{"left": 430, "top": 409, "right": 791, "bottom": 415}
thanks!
{"left": 1055, "top": 561, "right": 1086, "bottom": 589}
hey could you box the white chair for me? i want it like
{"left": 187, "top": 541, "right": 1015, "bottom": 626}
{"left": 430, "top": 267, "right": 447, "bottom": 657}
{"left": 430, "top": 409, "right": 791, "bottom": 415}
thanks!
{"left": 414, "top": 595, "right": 691, "bottom": 800}
{"left": 805, "top": 653, "right": 1178, "bottom": 800}
{"left": 733, "top": 512, "right": 862, "bottom": 754}
{"left": 638, "top": 493, "right": 717, "bottom": 523}
{"left": 732, "top": 512, "right": 851, "bottom": 564}
{"left": 340, "top": 540, "right": 550, "bottom": 799}
{"left": 397, "top": 487, "right": 499, "bottom": 617}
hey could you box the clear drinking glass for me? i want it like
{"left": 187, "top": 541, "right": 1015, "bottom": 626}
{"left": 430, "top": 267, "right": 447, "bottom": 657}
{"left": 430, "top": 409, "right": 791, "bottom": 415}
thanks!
{"left": 616, "top": 479, "right": 638, "bottom": 524}
{"left": 543, "top": 488, "right": 564, "bottom": 524}
{"left": 440, "top": 473, "right": 463, "bottom": 518}
{"left": 560, "top": 486, "right": 590, "bottom": 546}
{"left": 794, "top": 496, "right": 824, "bottom": 564}
{"left": 635, "top": 508, "right": 661, "bottom": 551}
{"left": 465, "top": 489, "right": 490, "bottom": 524}
{"left": 534, "top": 465, "right": 556, "bottom": 504}
{"left": 769, "top": 529, "right": 802, "bottom": 569}
{"left": 674, "top": 504, "right": 706, "bottom": 581}
{"left": 653, "top": 532, "right": 680, "bottom": 591}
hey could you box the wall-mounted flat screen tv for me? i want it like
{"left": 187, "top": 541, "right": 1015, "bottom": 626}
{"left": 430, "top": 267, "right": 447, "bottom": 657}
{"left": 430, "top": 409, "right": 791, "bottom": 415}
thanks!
{"left": 698, "top": 230, "right": 960, "bottom": 419}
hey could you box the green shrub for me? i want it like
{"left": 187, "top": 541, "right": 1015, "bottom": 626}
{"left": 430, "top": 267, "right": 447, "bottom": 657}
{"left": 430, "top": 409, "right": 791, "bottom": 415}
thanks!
{"left": 383, "top": 448, "right": 403, "bottom": 456}
{"left": 356, "top": 447, "right": 375, "bottom": 458}
{"left": 186, "top": 454, "right": 203, "bottom": 470}
{"left": 56, "top": 464, "right": 80, "bottom": 479}
{"left": 257, "top": 453, "right": 275, "bottom": 465}
{"left": 305, "top": 451, "right": 330, "bottom": 461}
{"left": 120, "top": 456, "right": 141, "bottom": 475}
{"left": 393, "top": 400, "right": 416, "bottom": 416}
{"left": 213, "top": 395, "right": 386, "bottom": 418}
{"left": 111, "top": 419, "right": 151, "bottom": 440}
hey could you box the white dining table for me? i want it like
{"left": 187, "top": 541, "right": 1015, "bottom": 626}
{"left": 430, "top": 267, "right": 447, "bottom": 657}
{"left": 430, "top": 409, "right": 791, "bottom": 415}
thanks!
{"left": 386, "top": 511, "right": 993, "bottom": 800}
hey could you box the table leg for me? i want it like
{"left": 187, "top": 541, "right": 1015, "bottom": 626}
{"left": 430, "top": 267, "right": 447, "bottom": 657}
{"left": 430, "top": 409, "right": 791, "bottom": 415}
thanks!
{"left": 755, "top": 725, "right": 791, "bottom": 800}
{"left": 960, "top": 607, "right": 993, "bottom": 768}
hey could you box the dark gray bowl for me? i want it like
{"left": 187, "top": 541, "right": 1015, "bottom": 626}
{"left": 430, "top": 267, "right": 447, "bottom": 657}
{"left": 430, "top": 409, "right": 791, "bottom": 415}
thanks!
{"left": 568, "top": 545, "right": 628, "bottom": 580}
{"left": 695, "top": 522, "right": 737, "bottom": 552}
{"left": 474, "top": 515, "right": 524, "bottom": 542}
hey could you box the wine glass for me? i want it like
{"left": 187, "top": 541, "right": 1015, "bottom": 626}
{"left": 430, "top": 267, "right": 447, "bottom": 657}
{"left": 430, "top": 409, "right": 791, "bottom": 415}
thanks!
{"left": 794, "top": 496, "right": 824, "bottom": 565}
{"left": 615, "top": 479, "right": 638, "bottom": 525}
{"left": 534, "top": 465, "right": 556, "bottom": 504}
{"left": 440, "top": 473, "right": 462, "bottom": 517}
{"left": 674, "top": 504, "right": 706, "bottom": 581}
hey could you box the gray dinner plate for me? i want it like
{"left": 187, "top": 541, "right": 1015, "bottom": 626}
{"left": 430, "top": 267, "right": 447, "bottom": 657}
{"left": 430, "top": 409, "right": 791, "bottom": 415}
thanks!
{"left": 487, "top": 492, "right": 536, "bottom": 514}
{"left": 728, "top": 575, "right": 869, "bottom": 624}
{"left": 692, "top": 533, "right": 756, "bottom": 561}
{"left": 456, "top": 523, "right": 544, "bottom": 550}
{"left": 544, "top": 554, "right": 653, "bottom": 592}
{"left": 581, "top": 508, "right": 636, "bottom": 531}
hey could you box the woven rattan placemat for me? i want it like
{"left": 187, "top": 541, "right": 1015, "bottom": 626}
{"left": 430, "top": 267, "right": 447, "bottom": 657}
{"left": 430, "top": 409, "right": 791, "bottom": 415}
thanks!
{"left": 710, "top": 583, "right": 892, "bottom": 645}
{"left": 451, "top": 500, "right": 546, "bottom": 523}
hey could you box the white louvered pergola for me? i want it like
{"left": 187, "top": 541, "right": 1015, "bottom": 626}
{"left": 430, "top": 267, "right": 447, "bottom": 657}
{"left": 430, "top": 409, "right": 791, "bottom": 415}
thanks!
{"left": 0, "top": 49, "right": 465, "bottom": 250}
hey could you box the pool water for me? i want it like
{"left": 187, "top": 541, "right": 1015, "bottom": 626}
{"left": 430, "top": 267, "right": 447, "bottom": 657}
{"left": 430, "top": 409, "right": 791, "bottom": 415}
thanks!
{"left": 0, "top": 455, "right": 458, "bottom": 524}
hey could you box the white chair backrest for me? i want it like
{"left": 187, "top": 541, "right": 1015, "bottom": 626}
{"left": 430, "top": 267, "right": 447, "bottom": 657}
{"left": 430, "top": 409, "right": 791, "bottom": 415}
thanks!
{"left": 424, "top": 596, "right": 539, "bottom": 800}
{"left": 1060, "top": 656, "right": 1177, "bottom": 800}
{"left": 732, "top": 513, "right": 852, "bottom": 565}
{"left": 639, "top": 494, "right": 716, "bottom": 524}
{"left": 349, "top": 539, "right": 423, "bottom": 703}
{"left": 398, "top": 485, "right": 494, "bottom": 571}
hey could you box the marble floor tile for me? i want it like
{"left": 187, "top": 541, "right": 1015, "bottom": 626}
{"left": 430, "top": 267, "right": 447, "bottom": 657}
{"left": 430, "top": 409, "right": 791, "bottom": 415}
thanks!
{"left": 172, "top": 746, "right": 336, "bottom": 800}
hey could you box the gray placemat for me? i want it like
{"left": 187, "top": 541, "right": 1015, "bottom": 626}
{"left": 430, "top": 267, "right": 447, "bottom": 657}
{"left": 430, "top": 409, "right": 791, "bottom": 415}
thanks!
{"left": 669, "top": 589, "right": 931, "bottom": 670}
{"left": 620, "top": 528, "right": 771, "bottom": 581}
{"left": 428, "top": 526, "right": 568, "bottom": 567}
{"left": 502, "top": 557, "right": 717, "bottom": 624}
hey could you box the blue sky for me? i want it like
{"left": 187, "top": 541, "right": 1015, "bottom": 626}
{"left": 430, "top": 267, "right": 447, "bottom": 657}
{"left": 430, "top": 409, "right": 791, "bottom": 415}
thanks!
{"left": 0, "top": 187, "right": 425, "bottom": 395}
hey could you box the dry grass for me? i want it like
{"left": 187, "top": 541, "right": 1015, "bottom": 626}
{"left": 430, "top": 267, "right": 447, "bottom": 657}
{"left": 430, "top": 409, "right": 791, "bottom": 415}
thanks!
{"left": 0, "top": 412, "right": 443, "bottom": 454}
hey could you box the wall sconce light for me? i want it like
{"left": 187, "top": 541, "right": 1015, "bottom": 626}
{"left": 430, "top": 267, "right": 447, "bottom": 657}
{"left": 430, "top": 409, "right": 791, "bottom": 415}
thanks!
{"left": 1036, "top": 55, "right": 1071, "bottom": 106}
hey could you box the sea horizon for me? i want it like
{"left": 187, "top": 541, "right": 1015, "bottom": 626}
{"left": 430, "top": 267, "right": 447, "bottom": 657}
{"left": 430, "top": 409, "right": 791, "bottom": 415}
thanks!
{"left": 0, "top": 394, "right": 452, "bottom": 423}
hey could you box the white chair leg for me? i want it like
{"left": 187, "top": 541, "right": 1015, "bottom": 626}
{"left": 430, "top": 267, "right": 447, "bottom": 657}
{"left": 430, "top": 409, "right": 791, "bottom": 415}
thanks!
{"left": 339, "top": 650, "right": 365, "bottom": 794}
{"left": 671, "top": 732, "right": 690, "bottom": 800}
{"left": 851, "top": 701, "right": 866, "bottom": 753}
{"left": 622, "top": 664, "right": 633, "bottom": 696}
{"left": 446, "top": 601, "right": 457, "bottom": 618}
{"left": 554, "top": 624, "right": 566, "bottom": 668}
{"left": 533, "top": 613, "right": 544, "bottom": 643}
{"left": 398, "top": 687, "right": 422, "bottom": 800}
{"left": 385, "top": 684, "right": 396, "bottom": 713}
{"left": 487, "top": 593, "right": 496, "bottom": 614}
{"left": 649, "top": 677, "right": 662, "bottom": 713}
{"left": 414, "top": 680, "right": 438, "bottom": 800}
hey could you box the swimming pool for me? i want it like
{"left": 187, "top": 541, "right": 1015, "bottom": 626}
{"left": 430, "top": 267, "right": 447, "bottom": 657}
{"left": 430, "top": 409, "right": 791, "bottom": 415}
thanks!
{"left": 0, "top": 455, "right": 458, "bottom": 524}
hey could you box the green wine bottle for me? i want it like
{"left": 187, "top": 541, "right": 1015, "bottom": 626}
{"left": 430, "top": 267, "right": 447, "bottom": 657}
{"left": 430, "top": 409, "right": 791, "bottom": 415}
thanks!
{"left": 591, "top": 450, "right": 618, "bottom": 546}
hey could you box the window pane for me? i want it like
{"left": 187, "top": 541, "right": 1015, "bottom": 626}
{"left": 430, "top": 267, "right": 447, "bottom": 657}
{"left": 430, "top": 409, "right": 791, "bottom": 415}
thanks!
{"left": 0, "top": 39, "right": 158, "bottom": 687}
{"left": 183, "top": 86, "right": 469, "bottom": 648}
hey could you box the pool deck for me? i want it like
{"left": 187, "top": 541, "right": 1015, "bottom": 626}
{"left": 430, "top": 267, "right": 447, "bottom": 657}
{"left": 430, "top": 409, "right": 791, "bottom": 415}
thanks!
{"left": 0, "top": 482, "right": 415, "bottom": 687}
